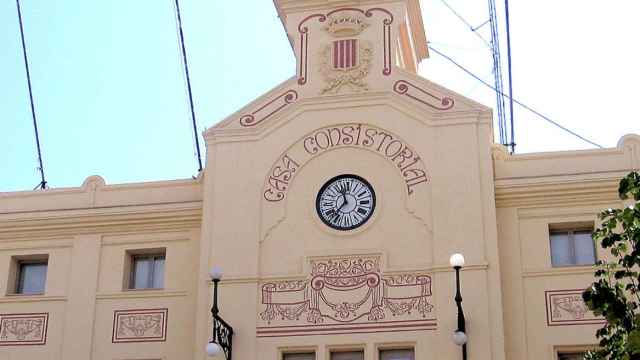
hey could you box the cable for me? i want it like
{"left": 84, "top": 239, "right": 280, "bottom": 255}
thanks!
{"left": 472, "top": 19, "right": 490, "bottom": 32}
{"left": 504, "top": 0, "right": 516, "bottom": 153}
{"left": 427, "top": 45, "right": 604, "bottom": 149}
{"left": 173, "top": 0, "right": 203, "bottom": 172}
{"left": 439, "top": 0, "right": 491, "bottom": 48}
{"left": 16, "top": 0, "right": 47, "bottom": 190}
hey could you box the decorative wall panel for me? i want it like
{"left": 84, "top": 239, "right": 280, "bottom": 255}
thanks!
{"left": 257, "top": 255, "right": 436, "bottom": 337}
{"left": 545, "top": 289, "right": 605, "bottom": 326}
{"left": 112, "top": 308, "right": 168, "bottom": 343}
{"left": 0, "top": 313, "right": 48, "bottom": 346}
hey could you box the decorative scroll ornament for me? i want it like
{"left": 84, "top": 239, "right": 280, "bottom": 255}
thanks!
{"left": 319, "top": 39, "right": 373, "bottom": 94}
{"left": 112, "top": 309, "right": 168, "bottom": 343}
{"left": 545, "top": 290, "right": 605, "bottom": 326}
{"left": 0, "top": 313, "right": 48, "bottom": 346}
{"left": 393, "top": 80, "right": 455, "bottom": 111}
{"left": 239, "top": 90, "right": 298, "bottom": 127}
{"left": 257, "top": 255, "right": 436, "bottom": 337}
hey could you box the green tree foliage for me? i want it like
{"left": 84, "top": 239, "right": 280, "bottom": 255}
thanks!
{"left": 583, "top": 171, "right": 640, "bottom": 359}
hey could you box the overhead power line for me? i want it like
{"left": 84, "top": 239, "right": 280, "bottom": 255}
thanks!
{"left": 439, "top": 0, "right": 515, "bottom": 152}
{"left": 439, "top": 0, "right": 491, "bottom": 48}
{"left": 427, "top": 45, "right": 604, "bottom": 149}
{"left": 172, "top": 0, "right": 203, "bottom": 173}
{"left": 15, "top": 0, "right": 47, "bottom": 190}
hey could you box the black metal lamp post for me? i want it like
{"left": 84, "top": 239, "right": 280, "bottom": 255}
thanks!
{"left": 449, "top": 253, "right": 468, "bottom": 360}
{"left": 206, "top": 266, "right": 234, "bottom": 359}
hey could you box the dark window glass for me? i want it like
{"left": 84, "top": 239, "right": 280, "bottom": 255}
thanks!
{"left": 283, "top": 353, "right": 315, "bottom": 360}
{"left": 131, "top": 254, "right": 165, "bottom": 289}
{"left": 550, "top": 229, "right": 595, "bottom": 267}
{"left": 16, "top": 261, "right": 47, "bottom": 294}
{"left": 558, "top": 352, "right": 586, "bottom": 360}
{"left": 380, "top": 349, "right": 415, "bottom": 360}
{"left": 330, "top": 351, "right": 364, "bottom": 360}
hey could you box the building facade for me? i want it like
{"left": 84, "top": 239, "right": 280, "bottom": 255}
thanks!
{"left": 1, "top": 0, "right": 639, "bottom": 359}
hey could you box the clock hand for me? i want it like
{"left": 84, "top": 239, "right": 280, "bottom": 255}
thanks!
{"left": 339, "top": 191, "right": 350, "bottom": 211}
{"left": 338, "top": 187, "right": 348, "bottom": 211}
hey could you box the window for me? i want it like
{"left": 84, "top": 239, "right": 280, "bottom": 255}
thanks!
{"left": 550, "top": 226, "right": 596, "bottom": 267}
{"left": 380, "top": 349, "right": 415, "bottom": 360}
{"left": 15, "top": 259, "right": 48, "bottom": 295}
{"left": 283, "top": 353, "right": 315, "bottom": 360}
{"left": 558, "top": 352, "right": 586, "bottom": 360}
{"left": 330, "top": 351, "right": 364, "bottom": 360}
{"left": 129, "top": 253, "right": 165, "bottom": 289}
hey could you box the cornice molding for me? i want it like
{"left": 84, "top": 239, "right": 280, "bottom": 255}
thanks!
{"left": 522, "top": 266, "right": 595, "bottom": 278}
{"left": 96, "top": 289, "right": 188, "bottom": 300}
{"left": 0, "top": 295, "right": 67, "bottom": 304}
{"left": 495, "top": 173, "right": 623, "bottom": 208}
{"left": 206, "top": 91, "right": 490, "bottom": 146}
{"left": 0, "top": 202, "right": 202, "bottom": 240}
{"left": 216, "top": 263, "right": 489, "bottom": 285}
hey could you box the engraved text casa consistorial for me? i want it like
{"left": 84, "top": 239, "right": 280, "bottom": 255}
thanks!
{"left": 263, "top": 123, "right": 429, "bottom": 202}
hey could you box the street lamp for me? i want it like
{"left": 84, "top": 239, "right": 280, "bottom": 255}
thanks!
{"left": 449, "top": 253, "right": 467, "bottom": 360}
{"left": 206, "top": 266, "right": 233, "bottom": 359}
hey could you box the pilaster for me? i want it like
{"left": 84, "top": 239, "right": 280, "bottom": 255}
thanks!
{"left": 61, "top": 234, "right": 101, "bottom": 359}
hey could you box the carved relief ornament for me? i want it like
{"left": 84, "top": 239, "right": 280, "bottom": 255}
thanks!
{"left": 297, "top": 7, "right": 393, "bottom": 86}
{"left": 318, "top": 14, "right": 372, "bottom": 94}
{"left": 545, "top": 289, "right": 605, "bottom": 326}
{"left": 257, "top": 255, "right": 436, "bottom": 337}
{"left": 112, "top": 308, "right": 168, "bottom": 343}
{"left": 0, "top": 313, "right": 48, "bottom": 346}
{"left": 324, "top": 14, "right": 369, "bottom": 36}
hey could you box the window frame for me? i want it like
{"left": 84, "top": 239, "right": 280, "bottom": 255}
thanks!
{"left": 328, "top": 349, "right": 365, "bottom": 360}
{"left": 557, "top": 352, "right": 587, "bottom": 360}
{"left": 554, "top": 344, "right": 597, "bottom": 359}
{"left": 282, "top": 352, "right": 316, "bottom": 360}
{"left": 125, "top": 248, "right": 166, "bottom": 290}
{"left": 378, "top": 348, "right": 415, "bottom": 360}
{"left": 9, "top": 255, "right": 49, "bottom": 296}
{"left": 549, "top": 224, "right": 596, "bottom": 267}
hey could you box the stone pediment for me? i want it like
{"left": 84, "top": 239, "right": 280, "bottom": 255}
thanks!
{"left": 204, "top": 67, "right": 491, "bottom": 141}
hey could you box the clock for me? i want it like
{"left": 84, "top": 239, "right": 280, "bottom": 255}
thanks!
{"left": 316, "top": 174, "right": 376, "bottom": 231}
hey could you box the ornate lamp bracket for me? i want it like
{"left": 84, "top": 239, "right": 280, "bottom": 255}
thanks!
{"left": 209, "top": 272, "right": 234, "bottom": 359}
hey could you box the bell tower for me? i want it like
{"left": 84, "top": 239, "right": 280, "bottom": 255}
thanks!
{"left": 274, "top": 0, "right": 429, "bottom": 94}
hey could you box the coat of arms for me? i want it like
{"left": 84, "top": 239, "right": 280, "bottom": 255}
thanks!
{"left": 319, "top": 15, "right": 373, "bottom": 94}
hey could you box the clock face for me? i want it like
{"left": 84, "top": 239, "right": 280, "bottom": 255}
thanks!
{"left": 316, "top": 174, "right": 376, "bottom": 231}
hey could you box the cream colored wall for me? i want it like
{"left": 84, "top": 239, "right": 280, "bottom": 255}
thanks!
{"left": 199, "top": 42, "right": 504, "bottom": 358}
{"left": 0, "top": 178, "right": 202, "bottom": 360}
{"left": 494, "top": 134, "right": 640, "bottom": 360}
{"left": 0, "top": 0, "right": 638, "bottom": 358}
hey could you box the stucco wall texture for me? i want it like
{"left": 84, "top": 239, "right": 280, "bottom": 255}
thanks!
{"left": 1, "top": 1, "right": 639, "bottom": 359}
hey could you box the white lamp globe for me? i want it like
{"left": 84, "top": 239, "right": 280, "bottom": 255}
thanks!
{"left": 209, "top": 266, "right": 223, "bottom": 281}
{"left": 449, "top": 253, "right": 465, "bottom": 268}
{"left": 452, "top": 330, "right": 468, "bottom": 346}
{"left": 206, "top": 342, "right": 222, "bottom": 357}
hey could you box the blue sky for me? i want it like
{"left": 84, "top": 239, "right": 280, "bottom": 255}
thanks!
{"left": 2, "top": 0, "right": 639, "bottom": 191}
